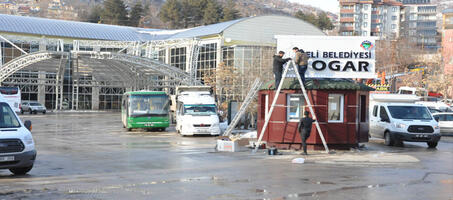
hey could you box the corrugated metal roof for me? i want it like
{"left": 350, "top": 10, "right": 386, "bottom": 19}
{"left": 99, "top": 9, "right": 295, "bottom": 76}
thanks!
{"left": 0, "top": 14, "right": 170, "bottom": 41}
{"left": 168, "top": 18, "right": 246, "bottom": 39}
{"left": 260, "top": 78, "right": 375, "bottom": 91}
{"left": 0, "top": 14, "right": 323, "bottom": 42}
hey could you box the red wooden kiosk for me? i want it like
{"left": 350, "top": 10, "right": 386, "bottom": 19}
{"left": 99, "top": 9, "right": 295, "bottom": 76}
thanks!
{"left": 257, "top": 78, "right": 374, "bottom": 150}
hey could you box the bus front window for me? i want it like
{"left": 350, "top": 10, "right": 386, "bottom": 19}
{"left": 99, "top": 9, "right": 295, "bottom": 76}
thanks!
{"left": 129, "top": 95, "right": 169, "bottom": 117}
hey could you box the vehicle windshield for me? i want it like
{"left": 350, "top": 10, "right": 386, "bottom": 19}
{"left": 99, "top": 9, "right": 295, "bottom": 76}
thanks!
{"left": 30, "top": 102, "right": 41, "bottom": 106}
{"left": 183, "top": 104, "right": 216, "bottom": 116}
{"left": 428, "top": 107, "right": 441, "bottom": 113}
{"left": 388, "top": 106, "right": 432, "bottom": 120}
{"left": 129, "top": 94, "right": 169, "bottom": 117}
{"left": 0, "top": 103, "right": 21, "bottom": 128}
{"left": 399, "top": 90, "right": 413, "bottom": 95}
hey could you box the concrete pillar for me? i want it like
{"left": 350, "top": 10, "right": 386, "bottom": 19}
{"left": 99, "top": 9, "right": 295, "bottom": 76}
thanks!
{"left": 91, "top": 87, "right": 99, "bottom": 110}
{"left": 37, "top": 71, "right": 46, "bottom": 105}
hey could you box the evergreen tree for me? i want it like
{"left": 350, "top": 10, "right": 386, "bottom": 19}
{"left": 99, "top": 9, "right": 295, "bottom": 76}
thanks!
{"left": 87, "top": 5, "right": 103, "bottom": 23}
{"left": 101, "top": 0, "right": 129, "bottom": 25}
{"left": 221, "top": 0, "right": 240, "bottom": 22}
{"left": 317, "top": 12, "right": 334, "bottom": 30}
{"left": 180, "top": 0, "right": 200, "bottom": 28}
{"left": 295, "top": 11, "right": 334, "bottom": 31}
{"left": 202, "top": 0, "right": 221, "bottom": 25}
{"left": 159, "top": 0, "right": 224, "bottom": 28}
{"left": 129, "top": 2, "right": 144, "bottom": 27}
{"left": 295, "top": 11, "right": 319, "bottom": 28}
{"left": 159, "top": 0, "right": 182, "bottom": 28}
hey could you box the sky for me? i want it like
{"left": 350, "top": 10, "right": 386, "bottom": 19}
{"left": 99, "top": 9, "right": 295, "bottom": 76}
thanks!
{"left": 288, "top": 0, "right": 340, "bottom": 13}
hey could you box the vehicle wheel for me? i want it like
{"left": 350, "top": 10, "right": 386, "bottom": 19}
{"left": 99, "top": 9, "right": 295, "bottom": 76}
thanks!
{"left": 33, "top": 111, "right": 37, "bottom": 114}
{"left": 9, "top": 166, "right": 33, "bottom": 175}
{"left": 384, "top": 132, "right": 394, "bottom": 146}
{"left": 42, "top": 111, "right": 46, "bottom": 114}
{"left": 427, "top": 142, "right": 438, "bottom": 148}
{"left": 126, "top": 128, "right": 132, "bottom": 132}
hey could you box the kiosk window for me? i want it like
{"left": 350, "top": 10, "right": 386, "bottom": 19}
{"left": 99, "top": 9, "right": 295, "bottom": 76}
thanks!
{"left": 328, "top": 94, "right": 344, "bottom": 122}
{"left": 287, "top": 94, "right": 305, "bottom": 122}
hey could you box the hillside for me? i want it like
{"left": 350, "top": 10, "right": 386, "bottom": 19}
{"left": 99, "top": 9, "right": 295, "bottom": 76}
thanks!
{"left": 0, "top": 0, "right": 335, "bottom": 28}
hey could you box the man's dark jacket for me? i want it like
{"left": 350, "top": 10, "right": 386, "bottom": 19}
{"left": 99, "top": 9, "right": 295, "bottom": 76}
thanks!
{"left": 273, "top": 55, "right": 290, "bottom": 73}
{"left": 298, "top": 117, "right": 316, "bottom": 135}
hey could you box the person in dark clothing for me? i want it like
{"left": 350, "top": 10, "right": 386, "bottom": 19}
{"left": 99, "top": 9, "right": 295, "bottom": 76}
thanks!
{"left": 298, "top": 111, "right": 316, "bottom": 155}
{"left": 292, "top": 47, "right": 309, "bottom": 85}
{"left": 273, "top": 51, "right": 291, "bottom": 89}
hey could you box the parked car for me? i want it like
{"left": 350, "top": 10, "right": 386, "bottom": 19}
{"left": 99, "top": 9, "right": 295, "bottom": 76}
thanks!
{"left": 441, "top": 99, "right": 452, "bottom": 106}
{"left": 427, "top": 107, "right": 443, "bottom": 114}
{"left": 20, "top": 101, "right": 46, "bottom": 114}
{"left": 0, "top": 95, "right": 36, "bottom": 175}
{"left": 433, "top": 113, "right": 453, "bottom": 136}
{"left": 416, "top": 101, "right": 453, "bottom": 112}
{"left": 370, "top": 103, "right": 441, "bottom": 148}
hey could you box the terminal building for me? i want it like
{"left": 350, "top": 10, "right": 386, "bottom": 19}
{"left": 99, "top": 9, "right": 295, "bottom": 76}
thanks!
{"left": 0, "top": 14, "right": 324, "bottom": 110}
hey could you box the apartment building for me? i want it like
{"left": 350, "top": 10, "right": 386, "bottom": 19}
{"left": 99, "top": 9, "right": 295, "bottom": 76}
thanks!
{"left": 339, "top": 0, "right": 402, "bottom": 38}
{"left": 400, "top": 0, "right": 439, "bottom": 49}
{"left": 442, "top": 9, "right": 453, "bottom": 75}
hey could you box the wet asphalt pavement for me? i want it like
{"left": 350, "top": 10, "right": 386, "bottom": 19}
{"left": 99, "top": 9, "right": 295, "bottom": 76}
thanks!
{"left": 0, "top": 112, "right": 452, "bottom": 200}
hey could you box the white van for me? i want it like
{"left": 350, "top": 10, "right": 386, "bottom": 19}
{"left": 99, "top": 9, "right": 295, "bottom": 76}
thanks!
{"left": 370, "top": 103, "right": 441, "bottom": 148}
{"left": 398, "top": 86, "right": 427, "bottom": 96}
{"left": 175, "top": 86, "right": 220, "bottom": 136}
{"left": 0, "top": 95, "right": 36, "bottom": 175}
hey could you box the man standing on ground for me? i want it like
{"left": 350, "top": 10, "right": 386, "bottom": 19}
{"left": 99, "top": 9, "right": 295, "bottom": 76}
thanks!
{"left": 273, "top": 51, "right": 291, "bottom": 89}
{"left": 293, "top": 47, "right": 309, "bottom": 84}
{"left": 298, "top": 111, "right": 316, "bottom": 155}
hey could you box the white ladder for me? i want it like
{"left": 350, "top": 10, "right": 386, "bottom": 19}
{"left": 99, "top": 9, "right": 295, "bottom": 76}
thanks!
{"left": 223, "top": 78, "right": 262, "bottom": 137}
{"left": 254, "top": 60, "right": 329, "bottom": 153}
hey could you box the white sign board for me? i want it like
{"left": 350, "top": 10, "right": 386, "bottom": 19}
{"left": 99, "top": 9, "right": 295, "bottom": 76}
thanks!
{"left": 276, "top": 35, "right": 377, "bottom": 79}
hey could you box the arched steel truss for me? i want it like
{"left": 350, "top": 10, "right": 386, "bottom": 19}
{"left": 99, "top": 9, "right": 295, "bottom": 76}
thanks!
{"left": 0, "top": 38, "right": 202, "bottom": 86}
{"left": 0, "top": 38, "right": 202, "bottom": 110}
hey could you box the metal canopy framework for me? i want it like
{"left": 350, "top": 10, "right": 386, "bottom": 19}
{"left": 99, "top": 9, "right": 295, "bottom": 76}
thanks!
{"left": 0, "top": 36, "right": 202, "bottom": 110}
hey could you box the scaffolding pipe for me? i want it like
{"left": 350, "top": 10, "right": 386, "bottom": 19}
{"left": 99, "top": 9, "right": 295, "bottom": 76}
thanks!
{"left": 0, "top": 35, "right": 28, "bottom": 54}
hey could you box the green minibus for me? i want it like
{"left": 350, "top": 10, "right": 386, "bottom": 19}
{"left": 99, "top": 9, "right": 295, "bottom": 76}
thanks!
{"left": 121, "top": 91, "right": 170, "bottom": 131}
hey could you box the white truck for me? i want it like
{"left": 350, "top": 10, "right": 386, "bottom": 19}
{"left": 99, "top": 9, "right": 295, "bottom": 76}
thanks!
{"left": 369, "top": 94, "right": 441, "bottom": 148}
{"left": 175, "top": 86, "right": 220, "bottom": 136}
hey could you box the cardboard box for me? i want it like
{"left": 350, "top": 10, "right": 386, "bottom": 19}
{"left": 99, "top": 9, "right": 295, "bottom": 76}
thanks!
{"left": 216, "top": 139, "right": 248, "bottom": 152}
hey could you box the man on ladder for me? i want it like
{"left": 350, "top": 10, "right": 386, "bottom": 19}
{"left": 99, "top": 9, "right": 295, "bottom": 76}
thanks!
{"left": 292, "top": 47, "right": 309, "bottom": 85}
